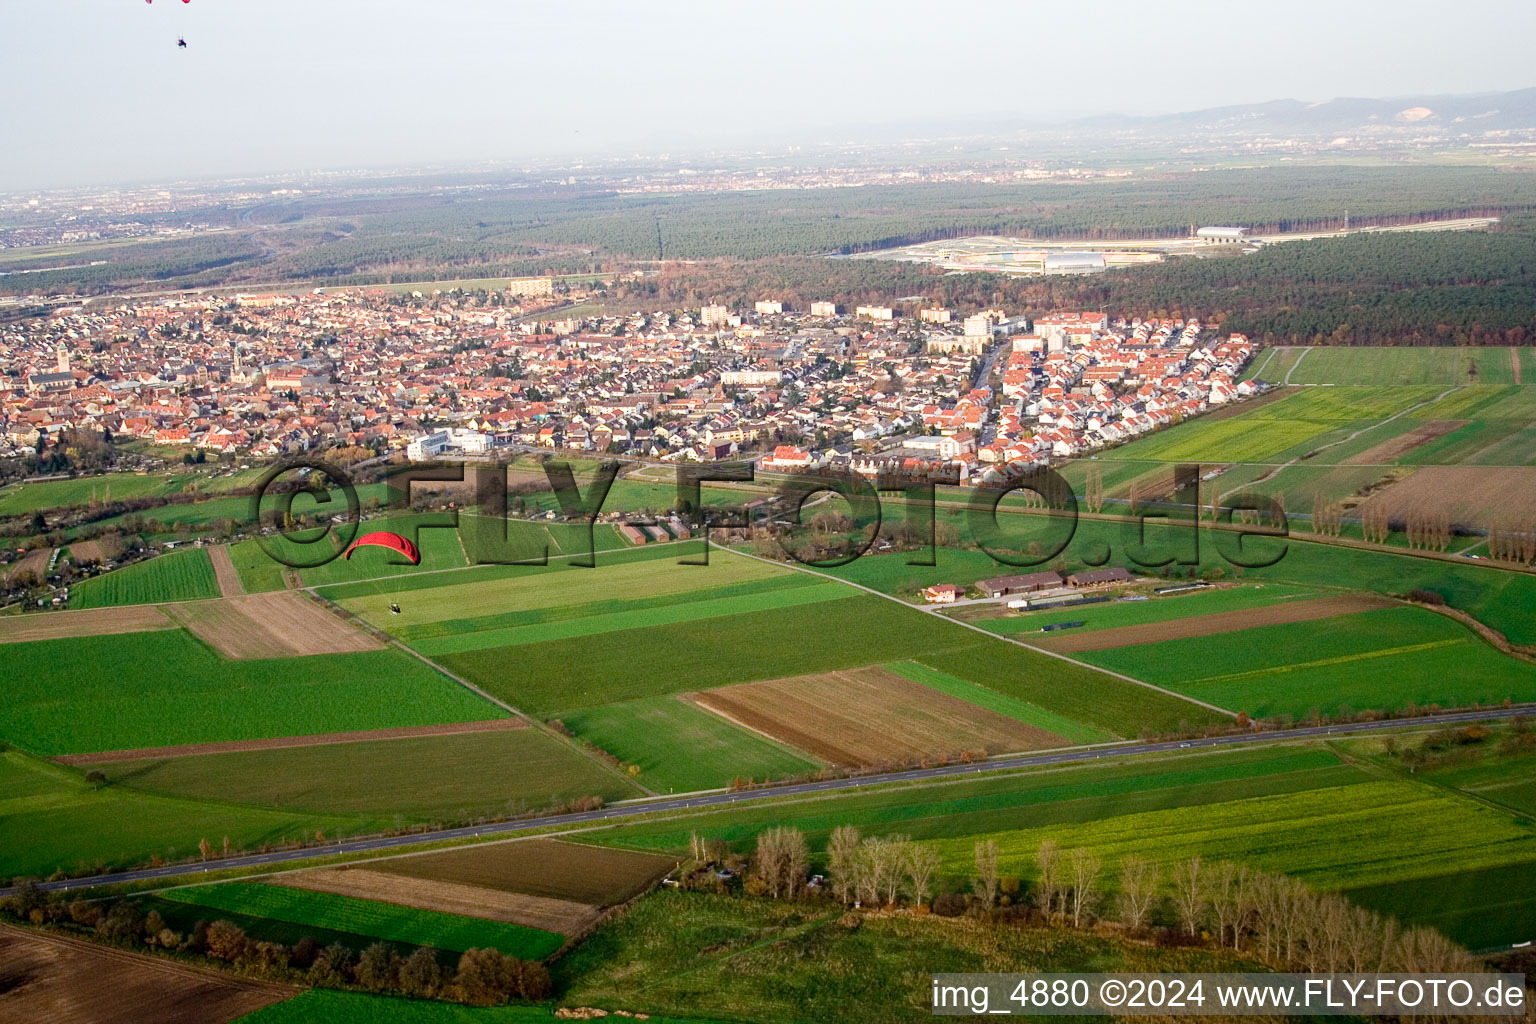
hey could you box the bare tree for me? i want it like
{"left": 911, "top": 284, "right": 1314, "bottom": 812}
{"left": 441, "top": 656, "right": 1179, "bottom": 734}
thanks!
{"left": 855, "top": 837, "right": 894, "bottom": 907}
{"left": 1170, "top": 855, "right": 1207, "bottom": 937}
{"left": 972, "top": 839, "right": 1000, "bottom": 908}
{"left": 903, "top": 843, "right": 940, "bottom": 908}
{"left": 827, "top": 825, "right": 861, "bottom": 905}
{"left": 1068, "top": 848, "right": 1102, "bottom": 928}
{"left": 1034, "top": 839, "right": 1061, "bottom": 922}
{"left": 881, "top": 836, "right": 909, "bottom": 906}
{"left": 752, "top": 826, "right": 809, "bottom": 899}
{"left": 1116, "top": 854, "right": 1160, "bottom": 931}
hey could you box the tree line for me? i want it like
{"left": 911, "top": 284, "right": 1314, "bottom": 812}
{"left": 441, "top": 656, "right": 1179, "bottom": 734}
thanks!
{"left": 0, "top": 886, "right": 551, "bottom": 1007}
{"left": 683, "top": 824, "right": 1483, "bottom": 978}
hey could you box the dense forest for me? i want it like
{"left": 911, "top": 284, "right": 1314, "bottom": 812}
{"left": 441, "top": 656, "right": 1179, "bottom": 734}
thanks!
{"left": 594, "top": 225, "right": 1536, "bottom": 346}
{"left": 6, "top": 165, "right": 1535, "bottom": 297}
{"left": 3, "top": 165, "right": 1533, "bottom": 344}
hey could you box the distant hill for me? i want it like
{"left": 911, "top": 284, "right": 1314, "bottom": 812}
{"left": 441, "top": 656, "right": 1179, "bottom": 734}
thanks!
{"left": 1060, "top": 87, "right": 1536, "bottom": 137}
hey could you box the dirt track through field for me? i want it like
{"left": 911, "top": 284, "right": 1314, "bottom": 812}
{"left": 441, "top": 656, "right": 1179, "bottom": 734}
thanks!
{"left": 55, "top": 718, "right": 523, "bottom": 764}
{"left": 368, "top": 838, "right": 677, "bottom": 906}
{"left": 1032, "top": 594, "right": 1395, "bottom": 653}
{"left": 207, "top": 544, "right": 244, "bottom": 597}
{"left": 692, "top": 666, "right": 1065, "bottom": 767}
{"left": 0, "top": 923, "right": 292, "bottom": 1024}
{"left": 279, "top": 867, "right": 600, "bottom": 936}
{"left": 166, "top": 590, "right": 383, "bottom": 659}
{"left": 1345, "top": 420, "right": 1465, "bottom": 465}
{"left": 0, "top": 604, "right": 176, "bottom": 645}
{"left": 1513, "top": 348, "right": 1523, "bottom": 385}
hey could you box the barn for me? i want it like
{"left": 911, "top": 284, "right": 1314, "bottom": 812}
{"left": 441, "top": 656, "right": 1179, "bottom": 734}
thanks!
{"left": 977, "top": 571, "right": 1063, "bottom": 598}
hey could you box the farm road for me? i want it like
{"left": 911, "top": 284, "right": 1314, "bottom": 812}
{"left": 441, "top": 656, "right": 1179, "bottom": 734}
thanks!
{"left": 11, "top": 705, "right": 1533, "bottom": 898}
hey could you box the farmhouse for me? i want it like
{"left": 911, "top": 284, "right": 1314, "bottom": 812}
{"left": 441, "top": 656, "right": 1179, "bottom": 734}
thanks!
{"left": 922, "top": 584, "right": 960, "bottom": 604}
{"left": 1067, "top": 567, "right": 1132, "bottom": 587}
{"left": 977, "top": 571, "right": 1063, "bottom": 598}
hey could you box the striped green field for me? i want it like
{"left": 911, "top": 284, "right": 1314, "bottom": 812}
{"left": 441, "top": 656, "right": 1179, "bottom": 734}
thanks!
{"left": 1079, "top": 605, "right": 1536, "bottom": 719}
{"left": 106, "top": 727, "right": 642, "bottom": 824}
{"left": 0, "top": 629, "right": 505, "bottom": 755}
{"left": 68, "top": 548, "right": 219, "bottom": 607}
{"left": 919, "top": 778, "right": 1536, "bottom": 891}
{"left": 1282, "top": 346, "right": 1524, "bottom": 386}
{"left": 163, "top": 882, "right": 563, "bottom": 958}
{"left": 410, "top": 580, "right": 851, "bottom": 656}
{"left": 559, "top": 696, "right": 823, "bottom": 792}
{"left": 0, "top": 749, "right": 353, "bottom": 881}
{"left": 340, "top": 548, "right": 788, "bottom": 631}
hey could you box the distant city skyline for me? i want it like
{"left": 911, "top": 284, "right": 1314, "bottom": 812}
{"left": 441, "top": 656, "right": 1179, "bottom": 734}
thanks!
{"left": 4, "top": 0, "right": 1535, "bottom": 188}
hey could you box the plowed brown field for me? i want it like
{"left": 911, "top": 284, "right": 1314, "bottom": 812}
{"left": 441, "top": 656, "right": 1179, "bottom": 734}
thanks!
{"left": 692, "top": 666, "right": 1064, "bottom": 766}
{"left": 0, "top": 923, "right": 291, "bottom": 1024}
{"left": 369, "top": 839, "right": 676, "bottom": 907}
{"left": 1033, "top": 593, "right": 1394, "bottom": 653}
{"left": 206, "top": 545, "right": 244, "bottom": 597}
{"left": 166, "top": 591, "right": 382, "bottom": 659}
{"left": 1355, "top": 465, "right": 1536, "bottom": 528}
{"left": 279, "top": 867, "right": 600, "bottom": 936}
{"left": 0, "top": 604, "right": 175, "bottom": 645}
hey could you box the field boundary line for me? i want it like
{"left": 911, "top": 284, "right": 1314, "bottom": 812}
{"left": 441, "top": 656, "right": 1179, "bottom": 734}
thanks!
{"left": 678, "top": 692, "right": 832, "bottom": 769}
{"left": 1246, "top": 347, "right": 1279, "bottom": 381}
{"left": 729, "top": 548, "right": 1237, "bottom": 720}
{"left": 1216, "top": 384, "right": 1463, "bottom": 506}
{"left": 17, "top": 707, "right": 1536, "bottom": 899}
{"left": 1283, "top": 347, "right": 1311, "bottom": 384}
{"left": 1190, "top": 638, "right": 1467, "bottom": 686}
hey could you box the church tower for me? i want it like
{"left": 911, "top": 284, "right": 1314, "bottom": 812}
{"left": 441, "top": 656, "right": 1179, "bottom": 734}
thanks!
{"left": 56, "top": 343, "right": 69, "bottom": 374}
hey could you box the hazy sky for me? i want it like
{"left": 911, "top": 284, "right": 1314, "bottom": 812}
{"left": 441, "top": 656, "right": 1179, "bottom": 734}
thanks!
{"left": 5, "top": 0, "right": 1534, "bottom": 188}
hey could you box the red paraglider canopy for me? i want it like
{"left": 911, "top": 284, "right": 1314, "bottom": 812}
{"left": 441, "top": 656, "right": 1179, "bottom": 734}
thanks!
{"left": 341, "top": 531, "right": 421, "bottom": 565}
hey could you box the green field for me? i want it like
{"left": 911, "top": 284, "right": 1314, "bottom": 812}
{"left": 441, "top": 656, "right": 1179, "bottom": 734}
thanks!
{"left": 163, "top": 882, "right": 563, "bottom": 958}
{"left": 410, "top": 579, "right": 851, "bottom": 656}
{"left": 559, "top": 696, "right": 824, "bottom": 793}
{"left": 882, "top": 661, "right": 1112, "bottom": 744}
{"left": 919, "top": 778, "right": 1536, "bottom": 891}
{"left": 341, "top": 547, "right": 789, "bottom": 631}
{"left": 0, "top": 629, "right": 505, "bottom": 754}
{"left": 437, "top": 594, "right": 976, "bottom": 715}
{"left": 584, "top": 747, "right": 1357, "bottom": 854}
{"left": 0, "top": 473, "right": 198, "bottom": 515}
{"left": 68, "top": 547, "right": 219, "bottom": 607}
{"left": 230, "top": 512, "right": 471, "bottom": 593}
{"left": 1347, "top": 861, "right": 1536, "bottom": 951}
{"left": 0, "top": 750, "right": 351, "bottom": 881}
{"left": 458, "top": 516, "right": 629, "bottom": 566}
{"left": 107, "top": 728, "right": 641, "bottom": 824}
{"left": 1281, "top": 346, "right": 1526, "bottom": 386}
{"left": 1398, "top": 386, "right": 1536, "bottom": 466}
{"left": 1101, "top": 386, "right": 1437, "bottom": 463}
{"left": 575, "top": 739, "right": 1536, "bottom": 947}
{"left": 553, "top": 890, "right": 1256, "bottom": 1024}
{"left": 1081, "top": 605, "right": 1536, "bottom": 719}
{"left": 823, "top": 510, "right": 1536, "bottom": 647}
